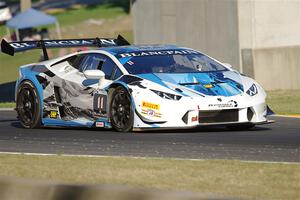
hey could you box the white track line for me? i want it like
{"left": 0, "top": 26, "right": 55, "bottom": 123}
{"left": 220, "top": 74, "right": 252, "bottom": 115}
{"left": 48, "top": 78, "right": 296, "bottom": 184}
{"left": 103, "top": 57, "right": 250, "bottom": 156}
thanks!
{"left": 273, "top": 115, "right": 300, "bottom": 119}
{"left": 0, "top": 108, "right": 14, "bottom": 111}
{"left": 0, "top": 151, "right": 299, "bottom": 165}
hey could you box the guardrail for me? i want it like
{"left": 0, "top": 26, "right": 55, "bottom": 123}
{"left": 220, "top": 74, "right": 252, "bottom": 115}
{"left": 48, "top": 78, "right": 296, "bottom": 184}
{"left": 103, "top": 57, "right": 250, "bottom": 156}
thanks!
{"left": 0, "top": 176, "right": 234, "bottom": 200}
{"left": 0, "top": 81, "right": 15, "bottom": 102}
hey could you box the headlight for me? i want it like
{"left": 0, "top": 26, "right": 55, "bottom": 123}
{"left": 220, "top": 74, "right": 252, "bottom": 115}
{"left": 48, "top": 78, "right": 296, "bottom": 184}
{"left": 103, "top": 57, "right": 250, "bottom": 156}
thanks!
{"left": 150, "top": 89, "right": 182, "bottom": 100}
{"left": 246, "top": 84, "right": 258, "bottom": 96}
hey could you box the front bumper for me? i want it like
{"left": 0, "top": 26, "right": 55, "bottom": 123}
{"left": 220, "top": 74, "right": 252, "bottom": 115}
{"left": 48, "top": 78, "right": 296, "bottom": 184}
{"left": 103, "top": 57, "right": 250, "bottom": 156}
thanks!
{"left": 133, "top": 96, "right": 270, "bottom": 129}
{"left": 132, "top": 119, "right": 274, "bottom": 131}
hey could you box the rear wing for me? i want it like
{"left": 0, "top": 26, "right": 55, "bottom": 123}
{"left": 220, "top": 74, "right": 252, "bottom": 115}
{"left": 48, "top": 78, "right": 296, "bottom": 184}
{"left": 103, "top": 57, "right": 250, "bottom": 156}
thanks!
{"left": 0, "top": 35, "right": 130, "bottom": 60}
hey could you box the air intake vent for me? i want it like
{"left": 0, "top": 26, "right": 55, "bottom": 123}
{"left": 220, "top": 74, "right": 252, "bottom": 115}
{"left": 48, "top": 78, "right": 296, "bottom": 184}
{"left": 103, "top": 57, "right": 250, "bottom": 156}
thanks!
{"left": 199, "top": 109, "right": 238, "bottom": 123}
{"left": 247, "top": 107, "right": 254, "bottom": 121}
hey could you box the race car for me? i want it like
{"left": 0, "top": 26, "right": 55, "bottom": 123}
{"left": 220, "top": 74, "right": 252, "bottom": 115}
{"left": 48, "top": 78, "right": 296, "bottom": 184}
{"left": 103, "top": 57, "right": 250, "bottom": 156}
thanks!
{"left": 1, "top": 35, "right": 273, "bottom": 132}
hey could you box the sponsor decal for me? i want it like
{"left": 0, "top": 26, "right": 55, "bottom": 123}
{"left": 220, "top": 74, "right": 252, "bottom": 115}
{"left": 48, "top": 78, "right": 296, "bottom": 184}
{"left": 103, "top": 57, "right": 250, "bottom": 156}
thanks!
{"left": 141, "top": 109, "right": 162, "bottom": 118}
{"left": 93, "top": 94, "right": 107, "bottom": 114}
{"left": 191, "top": 116, "right": 198, "bottom": 122}
{"left": 50, "top": 110, "right": 58, "bottom": 119}
{"left": 127, "top": 61, "right": 134, "bottom": 65}
{"left": 118, "top": 49, "right": 199, "bottom": 58}
{"left": 246, "top": 84, "right": 258, "bottom": 96}
{"left": 63, "top": 65, "right": 73, "bottom": 73}
{"left": 10, "top": 39, "right": 116, "bottom": 49}
{"left": 147, "top": 109, "right": 155, "bottom": 116}
{"left": 95, "top": 122, "right": 105, "bottom": 127}
{"left": 208, "top": 100, "right": 238, "bottom": 108}
{"left": 142, "top": 101, "right": 160, "bottom": 110}
{"left": 203, "top": 84, "right": 213, "bottom": 88}
{"left": 228, "top": 100, "right": 238, "bottom": 107}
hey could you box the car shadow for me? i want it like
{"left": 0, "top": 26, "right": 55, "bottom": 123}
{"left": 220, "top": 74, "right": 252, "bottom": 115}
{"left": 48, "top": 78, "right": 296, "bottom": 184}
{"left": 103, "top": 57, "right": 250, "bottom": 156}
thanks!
{"left": 0, "top": 119, "right": 19, "bottom": 123}
{"left": 10, "top": 121, "right": 271, "bottom": 134}
{"left": 11, "top": 122, "right": 23, "bottom": 128}
{"left": 136, "top": 126, "right": 271, "bottom": 134}
{"left": 11, "top": 122, "right": 91, "bottom": 131}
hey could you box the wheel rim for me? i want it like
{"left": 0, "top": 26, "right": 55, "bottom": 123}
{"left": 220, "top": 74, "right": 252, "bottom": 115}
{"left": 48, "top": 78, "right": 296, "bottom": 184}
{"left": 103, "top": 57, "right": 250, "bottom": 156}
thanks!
{"left": 18, "top": 87, "right": 36, "bottom": 125}
{"left": 111, "top": 90, "right": 131, "bottom": 130}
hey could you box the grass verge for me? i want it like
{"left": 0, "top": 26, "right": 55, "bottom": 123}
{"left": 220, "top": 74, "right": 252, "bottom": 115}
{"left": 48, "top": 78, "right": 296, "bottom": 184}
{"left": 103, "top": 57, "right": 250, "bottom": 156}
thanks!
{"left": 51, "top": 4, "right": 126, "bottom": 26}
{"left": 0, "top": 154, "right": 299, "bottom": 200}
{"left": 0, "top": 102, "right": 15, "bottom": 108}
{"left": 267, "top": 90, "right": 300, "bottom": 115}
{"left": 0, "top": 4, "right": 127, "bottom": 38}
{"left": 0, "top": 50, "right": 41, "bottom": 84}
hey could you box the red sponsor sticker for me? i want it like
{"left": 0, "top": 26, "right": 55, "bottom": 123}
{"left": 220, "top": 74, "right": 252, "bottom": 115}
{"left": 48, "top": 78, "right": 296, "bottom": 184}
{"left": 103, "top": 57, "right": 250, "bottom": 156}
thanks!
{"left": 95, "top": 122, "right": 105, "bottom": 127}
{"left": 191, "top": 116, "right": 198, "bottom": 122}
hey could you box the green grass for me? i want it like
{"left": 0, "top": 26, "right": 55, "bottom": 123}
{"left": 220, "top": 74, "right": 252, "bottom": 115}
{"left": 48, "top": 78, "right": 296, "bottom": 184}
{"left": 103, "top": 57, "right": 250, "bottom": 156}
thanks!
{"left": 267, "top": 90, "right": 300, "bottom": 115}
{"left": 0, "top": 4, "right": 127, "bottom": 38}
{"left": 0, "top": 102, "right": 15, "bottom": 108}
{"left": 52, "top": 4, "right": 126, "bottom": 27}
{"left": 0, "top": 25, "right": 6, "bottom": 38}
{"left": 0, "top": 3, "right": 132, "bottom": 84}
{"left": 0, "top": 154, "right": 299, "bottom": 200}
{"left": 0, "top": 50, "right": 41, "bottom": 84}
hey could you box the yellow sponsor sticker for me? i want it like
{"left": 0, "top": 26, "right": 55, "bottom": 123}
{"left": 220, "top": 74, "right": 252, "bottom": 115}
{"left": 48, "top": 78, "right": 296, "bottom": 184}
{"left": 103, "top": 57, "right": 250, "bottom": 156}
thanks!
{"left": 142, "top": 101, "right": 160, "bottom": 110}
{"left": 50, "top": 110, "right": 58, "bottom": 119}
{"left": 203, "top": 84, "right": 213, "bottom": 88}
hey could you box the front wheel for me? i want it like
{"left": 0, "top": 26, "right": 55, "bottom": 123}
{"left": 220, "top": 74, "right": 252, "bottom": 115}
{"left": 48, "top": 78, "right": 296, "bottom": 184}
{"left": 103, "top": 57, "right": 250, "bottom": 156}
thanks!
{"left": 109, "top": 86, "right": 133, "bottom": 132}
{"left": 16, "top": 80, "right": 41, "bottom": 129}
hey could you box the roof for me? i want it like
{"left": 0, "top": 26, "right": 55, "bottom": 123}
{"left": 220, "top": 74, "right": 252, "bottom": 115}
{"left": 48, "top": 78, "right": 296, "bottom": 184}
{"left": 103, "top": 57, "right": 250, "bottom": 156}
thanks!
{"left": 102, "top": 44, "right": 185, "bottom": 55}
{"left": 6, "top": 8, "right": 57, "bottom": 29}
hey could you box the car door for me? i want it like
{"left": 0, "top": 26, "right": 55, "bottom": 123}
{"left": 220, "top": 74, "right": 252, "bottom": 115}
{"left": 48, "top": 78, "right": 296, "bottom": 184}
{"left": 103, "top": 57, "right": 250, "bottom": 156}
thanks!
{"left": 50, "top": 52, "right": 123, "bottom": 121}
{"left": 52, "top": 53, "right": 96, "bottom": 112}
{"left": 63, "top": 53, "right": 110, "bottom": 114}
{"left": 79, "top": 53, "right": 124, "bottom": 116}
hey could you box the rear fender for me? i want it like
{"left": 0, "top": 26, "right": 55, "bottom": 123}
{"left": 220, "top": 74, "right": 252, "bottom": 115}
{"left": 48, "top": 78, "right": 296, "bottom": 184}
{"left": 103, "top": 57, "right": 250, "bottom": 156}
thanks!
{"left": 17, "top": 67, "right": 44, "bottom": 120}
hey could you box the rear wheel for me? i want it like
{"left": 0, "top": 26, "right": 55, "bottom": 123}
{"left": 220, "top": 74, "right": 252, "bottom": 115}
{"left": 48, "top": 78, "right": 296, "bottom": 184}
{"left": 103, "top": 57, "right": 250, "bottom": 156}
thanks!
{"left": 109, "top": 87, "right": 133, "bottom": 132}
{"left": 226, "top": 124, "right": 255, "bottom": 131}
{"left": 16, "top": 81, "right": 41, "bottom": 129}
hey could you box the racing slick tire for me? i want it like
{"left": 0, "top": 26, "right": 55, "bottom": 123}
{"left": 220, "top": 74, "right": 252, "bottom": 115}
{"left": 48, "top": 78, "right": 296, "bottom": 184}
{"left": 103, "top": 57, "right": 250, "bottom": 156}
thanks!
{"left": 226, "top": 124, "right": 255, "bottom": 131}
{"left": 16, "top": 80, "right": 41, "bottom": 129}
{"left": 109, "top": 86, "right": 134, "bottom": 132}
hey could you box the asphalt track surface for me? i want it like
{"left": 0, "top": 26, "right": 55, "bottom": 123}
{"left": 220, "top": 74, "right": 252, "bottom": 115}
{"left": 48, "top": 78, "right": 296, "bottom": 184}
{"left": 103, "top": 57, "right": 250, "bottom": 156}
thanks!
{"left": 0, "top": 111, "right": 299, "bottom": 162}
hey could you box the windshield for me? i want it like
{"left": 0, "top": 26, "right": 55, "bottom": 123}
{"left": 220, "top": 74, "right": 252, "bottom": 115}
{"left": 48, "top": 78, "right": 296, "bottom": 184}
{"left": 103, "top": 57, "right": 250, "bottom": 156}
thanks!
{"left": 118, "top": 50, "right": 228, "bottom": 74}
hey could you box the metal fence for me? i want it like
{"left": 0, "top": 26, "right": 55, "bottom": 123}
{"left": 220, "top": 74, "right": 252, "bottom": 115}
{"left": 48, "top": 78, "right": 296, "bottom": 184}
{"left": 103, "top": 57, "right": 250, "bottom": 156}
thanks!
{"left": 0, "top": 81, "right": 15, "bottom": 102}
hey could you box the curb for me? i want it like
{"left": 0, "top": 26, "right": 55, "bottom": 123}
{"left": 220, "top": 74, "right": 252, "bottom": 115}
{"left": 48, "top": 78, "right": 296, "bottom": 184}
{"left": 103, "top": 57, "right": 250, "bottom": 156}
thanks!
{"left": 0, "top": 108, "right": 15, "bottom": 111}
{"left": 273, "top": 115, "right": 300, "bottom": 119}
{"left": 1, "top": 151, "right": 299, "bottom": 165}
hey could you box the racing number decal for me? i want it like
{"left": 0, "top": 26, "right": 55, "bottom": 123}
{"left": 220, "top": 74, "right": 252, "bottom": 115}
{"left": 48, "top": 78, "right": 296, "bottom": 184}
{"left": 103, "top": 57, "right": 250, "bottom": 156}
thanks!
{"left": 93, "top": 93, "right": 107, "bottom": 114}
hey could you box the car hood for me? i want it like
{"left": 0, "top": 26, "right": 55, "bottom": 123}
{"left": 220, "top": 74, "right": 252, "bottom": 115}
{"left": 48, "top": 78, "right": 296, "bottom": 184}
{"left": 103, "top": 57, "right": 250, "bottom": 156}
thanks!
{"left": 138, "top": 71, "right": 244, "bottom": 97}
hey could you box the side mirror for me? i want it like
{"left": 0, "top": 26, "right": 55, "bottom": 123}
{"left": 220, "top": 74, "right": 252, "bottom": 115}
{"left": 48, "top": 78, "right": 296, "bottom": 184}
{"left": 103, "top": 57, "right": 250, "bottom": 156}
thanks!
{"left": 83, "top": 70, "right": 105, "bottom": 80}
{"left": 223, "top": 63, "right": 233, "bottom": 68}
